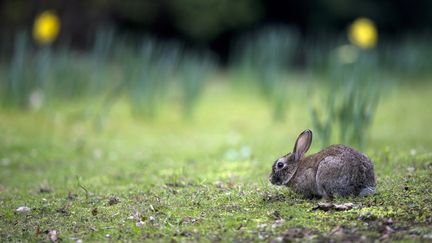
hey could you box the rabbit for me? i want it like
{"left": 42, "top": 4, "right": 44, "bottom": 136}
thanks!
{"left": 269, "top": 129, "right": 376, "bottom": 199}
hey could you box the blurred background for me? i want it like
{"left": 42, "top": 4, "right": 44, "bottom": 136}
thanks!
{"left": 1, "top": 0, "right": 432, "bottom": 55}
{"left": 0, "top": 0, "right": 431, "bottom": 151}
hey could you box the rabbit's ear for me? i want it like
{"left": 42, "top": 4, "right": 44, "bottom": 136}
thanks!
{"left": 293, "top": 129, "right": 313, "bottom": 161}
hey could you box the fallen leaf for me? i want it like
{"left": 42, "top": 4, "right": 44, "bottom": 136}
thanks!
{"left": 39, "top": 185, "right": 52, "bottom": 193}
{"left": 311, "top": 202, "right": 354, "bottom": 212}
{"left": 56, "top": 202, "right": 71, "bottom": 215}
{"left": 311, "top": 202, "right": 333, "bottom": 211}
{"left": 47, "top": 229, "right": 60, "bottom": 242}
{"left": 165, "top": 181, "right": 188, "bottom": 187}
{"left": 108, "top": 196, "right": 120, "bottom": 205}
{"left": 16, "top": 206, "right": 31, "bottom": 213}
{"left": 334, "top": 203, "right": 354, "bottom": 211}
{"left": 181, "top": 216, "right": 198, "bottom": 224}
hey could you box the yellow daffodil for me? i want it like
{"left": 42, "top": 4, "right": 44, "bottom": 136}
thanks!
{"left": 348, "top": 18, "right": 378, "bottom": 49}
{"left": 33, "top": 11, "right": 61, "bottom": 45}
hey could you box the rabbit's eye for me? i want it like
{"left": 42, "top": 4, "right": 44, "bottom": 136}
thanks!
{"left": 276, "top": 162, "right": 284, "bottom": 169}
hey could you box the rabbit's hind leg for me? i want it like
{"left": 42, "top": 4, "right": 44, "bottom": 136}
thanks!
{"left": 316, "top": 156, "right": 355, "bottom": 198}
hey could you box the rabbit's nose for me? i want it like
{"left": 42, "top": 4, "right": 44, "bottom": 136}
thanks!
{"left": 269, "top": 176, "right": 281, "bottom": 185}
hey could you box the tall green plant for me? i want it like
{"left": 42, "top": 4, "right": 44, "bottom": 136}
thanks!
{"left": 2, "top": 32, "right": 94, "bottom": 109}
{"left": 179, "top": 52, "right": 215, "bottom": 119}
{"left": 49, "top": 49, "right": 86, "bottom": 99}
{"left": 230, "top": 26, "right": 299, "bottom": 121}
{"left": 125, "top": 38, "right": 181, "bottom": 119}
{"left": 91, "top": 28, "right": 115, "bottom": 93}
{"left": 310, "top": 50, "right": 381, "bottom": 148}
{"left": 2, "top": 32, "right": 31, "bottom": 107}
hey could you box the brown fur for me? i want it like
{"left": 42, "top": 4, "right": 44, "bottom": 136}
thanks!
{"left": 269, "top": 130, "right": 376, "bottom": 199}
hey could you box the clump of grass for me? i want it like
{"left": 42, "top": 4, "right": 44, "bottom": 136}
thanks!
{"left": 230, "top": 26, "right": 299, "bottom": 121}
{"left": 124, "top": 38, "right": 181, "bottom": 119}
{"left": 2, "top": 31, "right": 32, "bottom": 108}
{"left": 1, "top": 30, "right": 217, "bottom": 123}
{"left": 1, "top": 30, "right": 112, "bottom": 110}
{"left": 90, "top": 27, "right": 115, "bottom": 94}
{"left": 178, "top": 51, "right": 216, "bottom": 119}
{"left": 2, "top": 32, "right": 58, "bottom": 110}
{"left": 310, "top": 49, "right": 381, "bottom": 148}
{"left": 48, "top": 48, "right": 94, "bottom": 100}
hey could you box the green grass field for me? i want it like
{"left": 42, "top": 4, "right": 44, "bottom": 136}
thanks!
{"left": 1, "top": 79, "right": 432, "bottom": 241}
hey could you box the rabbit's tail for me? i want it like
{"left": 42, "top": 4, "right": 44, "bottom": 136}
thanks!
{"left": 359, "top": 186, "right": 375, "bottom": 196}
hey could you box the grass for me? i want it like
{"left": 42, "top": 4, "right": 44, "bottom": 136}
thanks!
{"left": 1, "top": 78, "right": 432, "bottom": 241}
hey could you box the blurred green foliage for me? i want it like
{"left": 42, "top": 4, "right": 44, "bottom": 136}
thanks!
{"left": 0, "top": 32, "right": 218, "bottom": 123}
{"left": 1, "top": 26, "right": 432, "bottom": 146}
{"left": 179, "top": 52, "right": 215, "bottom": 119}
{"left": 230, "top": 26, "right": 299, "bottom": 121}
{"left": 124, "top": 38, "right": 181, "bottom": 119}
{"left": 310, "top": 51, "right": 381, "bottom": 148}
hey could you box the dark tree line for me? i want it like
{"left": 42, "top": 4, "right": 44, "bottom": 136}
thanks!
{"left": 0, "top": 0, "right": 431, "bottom": 57}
